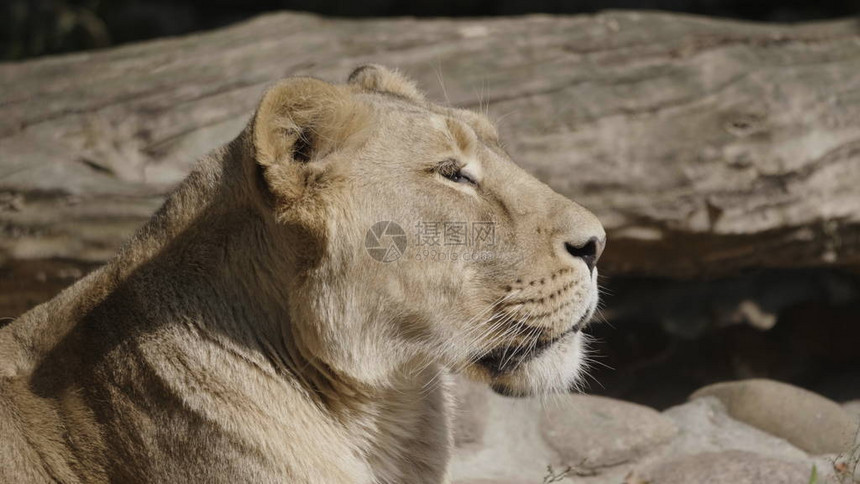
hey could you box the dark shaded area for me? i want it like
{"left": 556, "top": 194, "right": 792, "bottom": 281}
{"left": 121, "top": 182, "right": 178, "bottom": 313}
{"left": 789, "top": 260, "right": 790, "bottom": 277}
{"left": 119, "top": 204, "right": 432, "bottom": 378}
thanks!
{"left": 3, "top": 0, "right": 860, "bottom": 60}
{"left": 0, "top": 258, "right": 102, "bottom": 322}
{"left": 587, "top": 268, "right": 860, "bottom": 409}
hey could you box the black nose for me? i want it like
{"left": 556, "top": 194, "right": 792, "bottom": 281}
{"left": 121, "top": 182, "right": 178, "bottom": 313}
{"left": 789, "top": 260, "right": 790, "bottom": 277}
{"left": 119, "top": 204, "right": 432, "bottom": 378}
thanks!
{"left": 564, "top": 236, "right": 605, "bottom": 273}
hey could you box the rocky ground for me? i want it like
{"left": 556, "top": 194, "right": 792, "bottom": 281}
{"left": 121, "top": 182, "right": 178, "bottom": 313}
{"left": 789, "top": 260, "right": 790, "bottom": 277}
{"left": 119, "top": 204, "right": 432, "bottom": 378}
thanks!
{"left": 450, "top": 378, "right": 860, "bottom": 484}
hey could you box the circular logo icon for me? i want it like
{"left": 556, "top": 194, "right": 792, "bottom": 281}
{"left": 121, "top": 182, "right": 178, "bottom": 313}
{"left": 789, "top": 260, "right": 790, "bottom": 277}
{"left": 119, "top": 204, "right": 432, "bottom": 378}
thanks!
{"left": 365, "top": 221, "right": 407, "bottom": 262}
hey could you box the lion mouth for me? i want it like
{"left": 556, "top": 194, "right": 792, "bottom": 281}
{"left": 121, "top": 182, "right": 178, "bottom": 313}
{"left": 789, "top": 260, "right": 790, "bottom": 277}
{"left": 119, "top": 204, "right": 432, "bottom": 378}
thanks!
{"left": 476, "top": 324, "right": 578, "bottom": 376}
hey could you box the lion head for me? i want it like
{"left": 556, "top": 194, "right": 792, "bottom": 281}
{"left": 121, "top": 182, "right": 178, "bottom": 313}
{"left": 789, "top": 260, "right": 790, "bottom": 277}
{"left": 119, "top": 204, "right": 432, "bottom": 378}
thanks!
{"left": 251, "top": 65, "right": 605, "bottom": 398}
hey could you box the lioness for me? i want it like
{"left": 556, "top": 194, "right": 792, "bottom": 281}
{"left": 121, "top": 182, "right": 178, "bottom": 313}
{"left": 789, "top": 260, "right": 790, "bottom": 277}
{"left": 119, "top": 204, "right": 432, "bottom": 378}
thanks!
{"left": 0, "top": 65, "right": 605, "bottom": 483}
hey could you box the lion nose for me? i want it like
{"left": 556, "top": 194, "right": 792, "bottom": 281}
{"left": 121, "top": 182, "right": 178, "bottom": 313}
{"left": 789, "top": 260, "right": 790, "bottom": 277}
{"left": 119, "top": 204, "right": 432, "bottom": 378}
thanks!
{"left": 564, "top": 236, "right": 605, "bottom": 273}
{"left": 547, "top": 194, "right": 605, "bottom": 273}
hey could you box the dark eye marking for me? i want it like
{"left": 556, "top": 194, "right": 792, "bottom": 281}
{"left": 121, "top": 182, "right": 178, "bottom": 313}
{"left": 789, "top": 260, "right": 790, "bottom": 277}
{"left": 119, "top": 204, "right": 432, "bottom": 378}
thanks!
{"left": 435, "top": 158, "right": 477, "bottom": 186}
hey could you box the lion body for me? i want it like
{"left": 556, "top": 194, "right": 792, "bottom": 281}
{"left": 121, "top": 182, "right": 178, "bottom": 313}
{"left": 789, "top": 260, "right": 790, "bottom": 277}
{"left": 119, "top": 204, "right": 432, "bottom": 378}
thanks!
{"left": 0, "top": 66, "right": 604, "bottom": 483}
{"left": 0, "top": 160, "right": 451, "bottom": 483}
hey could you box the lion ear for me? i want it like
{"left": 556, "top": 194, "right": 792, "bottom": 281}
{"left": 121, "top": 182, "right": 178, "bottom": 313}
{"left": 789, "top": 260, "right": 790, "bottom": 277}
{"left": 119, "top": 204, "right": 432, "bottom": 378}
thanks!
{"left": 253, "top": 77, "right": 358, "bottom": 168}
{"left": 347, "top": 64, "right": 425, "bottom": 103}
{"left": 252, "top": 77, "right": 368, "bottom": 207}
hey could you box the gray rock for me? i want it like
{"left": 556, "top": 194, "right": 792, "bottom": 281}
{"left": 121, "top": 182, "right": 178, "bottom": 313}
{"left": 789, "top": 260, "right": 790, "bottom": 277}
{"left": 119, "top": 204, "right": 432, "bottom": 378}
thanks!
{"left": 843, "top": 400, "right": 860, "bottom": 424}
{"left": 691, "top": 379, "right": 856, "bottom": 455}
{"left": 643, "top": 450, "right": 814, "bottom": 484}
{"left": 655, "top": 398, "right": 839, "bottom": 484}
{"left": 454, "top": 480, "right": 532, "bottom": 484}
{"left": 662, "top": 397, "right": 810, "bottom": 461}
{"left": 452, "top": 375, "right": 490, "bottom": 448}
{"left": 834, "top": 402, "right": 860, "bottom": 483}
{"left": 449, "top": 385, "right": 558, "bottom": 483}
{"left": 540, "top": 395, "right": 677, "bottom": 468}
{"left": 452, "top": 389, "right": 839, "bottom": 484}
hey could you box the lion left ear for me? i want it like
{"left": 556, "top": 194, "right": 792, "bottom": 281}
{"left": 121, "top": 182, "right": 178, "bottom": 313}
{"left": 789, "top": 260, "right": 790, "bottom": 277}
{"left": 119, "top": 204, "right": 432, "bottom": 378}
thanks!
{"left": 253, "top": 77, "right": 357, "bottom": 168}
{"left": 252, "top": 77, "right": 367, "bottom": 208}
{"left": 347, "top": 64, "right": 426, "bottom": 103}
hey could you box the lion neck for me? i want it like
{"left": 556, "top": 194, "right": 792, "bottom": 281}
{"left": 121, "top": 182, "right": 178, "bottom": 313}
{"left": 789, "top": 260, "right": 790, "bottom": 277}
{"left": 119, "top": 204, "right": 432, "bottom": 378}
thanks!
{"left": 107, "top": 136, "right": 437, "bottom": 424}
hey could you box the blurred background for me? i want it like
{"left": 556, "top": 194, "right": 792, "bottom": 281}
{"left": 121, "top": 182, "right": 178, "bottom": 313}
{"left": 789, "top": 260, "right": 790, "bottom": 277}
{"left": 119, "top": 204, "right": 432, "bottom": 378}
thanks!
{"left": 3, "top": 0, "right": 860, "bottom": 60}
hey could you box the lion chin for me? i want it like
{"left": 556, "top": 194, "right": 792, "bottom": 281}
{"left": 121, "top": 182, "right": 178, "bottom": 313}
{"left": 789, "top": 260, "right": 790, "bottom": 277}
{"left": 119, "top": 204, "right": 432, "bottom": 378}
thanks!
{"left": 486, "top": 332, "right": 588, "bottom": 397}
{"left": 465, "top": 301, "right": 598, "bottom": 398}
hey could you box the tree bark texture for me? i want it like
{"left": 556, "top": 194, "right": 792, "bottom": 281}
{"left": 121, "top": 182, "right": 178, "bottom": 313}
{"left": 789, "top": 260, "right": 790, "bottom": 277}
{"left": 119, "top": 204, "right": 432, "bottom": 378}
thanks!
{"left": 2, "top": 11, "right": 859, "bottom": 316}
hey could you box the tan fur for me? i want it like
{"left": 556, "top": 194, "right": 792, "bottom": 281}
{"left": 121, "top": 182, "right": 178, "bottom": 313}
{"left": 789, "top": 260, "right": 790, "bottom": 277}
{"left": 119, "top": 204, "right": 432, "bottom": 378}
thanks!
{"left": 0, "top": 66, "right": 605, "bottom": 483}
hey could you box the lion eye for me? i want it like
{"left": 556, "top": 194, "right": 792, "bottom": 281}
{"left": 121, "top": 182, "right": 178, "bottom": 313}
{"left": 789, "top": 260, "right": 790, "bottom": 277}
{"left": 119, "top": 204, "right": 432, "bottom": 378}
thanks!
{"left": 444, "top": 170, "right": 474, "bottom": 184}
{"left": 438, "top": 160, "right": 477, "bottom": 186}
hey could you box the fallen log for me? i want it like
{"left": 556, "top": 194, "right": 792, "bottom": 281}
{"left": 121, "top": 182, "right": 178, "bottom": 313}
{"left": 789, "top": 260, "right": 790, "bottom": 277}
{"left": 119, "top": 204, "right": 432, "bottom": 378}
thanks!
{"left": 2, "top": 11, "right": 859, "bottom": 316}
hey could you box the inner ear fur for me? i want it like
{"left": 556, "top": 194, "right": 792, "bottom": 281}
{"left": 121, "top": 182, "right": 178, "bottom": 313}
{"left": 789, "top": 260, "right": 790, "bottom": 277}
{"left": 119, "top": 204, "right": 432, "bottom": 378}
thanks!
{"left": 347, "top": 64, "right": 426, "bottom": 103}
{"left": 252, "top": 77, "right": 368, "bottom": 209}
{"left": 253, "top": 77, "right": 366, "bottom": 168}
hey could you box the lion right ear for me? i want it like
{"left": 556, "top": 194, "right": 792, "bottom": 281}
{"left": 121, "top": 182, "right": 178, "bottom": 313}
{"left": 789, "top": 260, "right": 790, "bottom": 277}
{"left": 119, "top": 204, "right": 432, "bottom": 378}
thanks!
{"left": 347, "top": 65, "right": 426, "bottom": 103}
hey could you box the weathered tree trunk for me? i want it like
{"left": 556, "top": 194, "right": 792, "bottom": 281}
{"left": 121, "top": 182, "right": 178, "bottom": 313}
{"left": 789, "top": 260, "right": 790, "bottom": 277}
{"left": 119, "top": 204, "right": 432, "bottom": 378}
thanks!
{"left": 1, "top": 11, "right": 859, "bottom": 316}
